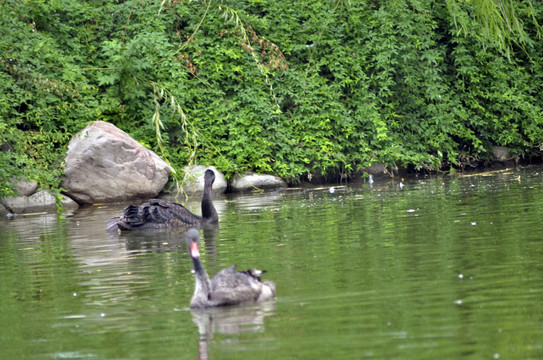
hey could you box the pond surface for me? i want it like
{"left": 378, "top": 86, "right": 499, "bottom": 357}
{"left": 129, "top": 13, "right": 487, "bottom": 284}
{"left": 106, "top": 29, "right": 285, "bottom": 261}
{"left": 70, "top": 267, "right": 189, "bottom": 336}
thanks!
{"left": 1, "top": 167, "right": 543, "bottom": 360}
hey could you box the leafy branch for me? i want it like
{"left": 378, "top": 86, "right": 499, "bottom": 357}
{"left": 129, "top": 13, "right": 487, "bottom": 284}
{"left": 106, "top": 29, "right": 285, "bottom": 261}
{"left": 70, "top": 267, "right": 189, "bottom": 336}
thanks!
{"left": 146, "top": 78, "right": 232, "bottom": 195}
{"left": 446, "top": 0, "right": 542, "bottom": 58}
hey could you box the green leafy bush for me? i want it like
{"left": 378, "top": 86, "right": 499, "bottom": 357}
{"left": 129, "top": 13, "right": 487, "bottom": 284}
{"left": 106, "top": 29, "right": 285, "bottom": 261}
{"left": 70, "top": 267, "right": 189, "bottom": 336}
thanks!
{"left": 1, "top": 0, "right": 542, "bottom": 197}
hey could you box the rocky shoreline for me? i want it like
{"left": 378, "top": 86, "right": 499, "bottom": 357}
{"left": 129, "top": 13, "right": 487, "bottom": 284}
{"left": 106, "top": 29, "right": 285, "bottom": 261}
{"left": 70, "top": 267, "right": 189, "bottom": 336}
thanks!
{"left": 0, "top": 121, "right": 526, "bottom": 218}
{"left": 0, "top": 121, "right": 287, "bottom": 217}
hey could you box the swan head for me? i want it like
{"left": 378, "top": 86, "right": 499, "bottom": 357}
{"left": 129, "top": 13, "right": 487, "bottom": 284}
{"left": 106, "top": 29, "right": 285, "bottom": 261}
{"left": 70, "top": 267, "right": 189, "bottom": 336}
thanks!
{"left": 204, "top": 169, "right": 215, "bottom": 189}
{"left": 185, "top": 228, "right": 200, "bottom": 259}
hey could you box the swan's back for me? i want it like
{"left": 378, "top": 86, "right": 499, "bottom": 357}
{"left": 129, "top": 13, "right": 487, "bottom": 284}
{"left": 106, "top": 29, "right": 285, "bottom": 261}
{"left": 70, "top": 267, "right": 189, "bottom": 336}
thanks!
{"left": 209, "top": 265, "right": 275, "bottom": 306}
{"left": 117, "top": 199, "right": 201, "bottom": 230}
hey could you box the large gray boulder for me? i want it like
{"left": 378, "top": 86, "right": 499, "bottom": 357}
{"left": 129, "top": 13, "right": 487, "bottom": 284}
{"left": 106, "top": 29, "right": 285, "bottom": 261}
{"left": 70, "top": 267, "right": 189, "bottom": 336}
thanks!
{"left": 229, "top": 173, "right": 287, "bottom": 192}
{"left": 62, "top": 121, "right": 170, "bottom": 204}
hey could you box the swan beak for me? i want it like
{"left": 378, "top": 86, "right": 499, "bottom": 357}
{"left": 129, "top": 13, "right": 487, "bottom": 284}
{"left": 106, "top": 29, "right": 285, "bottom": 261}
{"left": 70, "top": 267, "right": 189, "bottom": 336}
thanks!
{"left": 190, "top": 241, "right": 200, "bottom": 258}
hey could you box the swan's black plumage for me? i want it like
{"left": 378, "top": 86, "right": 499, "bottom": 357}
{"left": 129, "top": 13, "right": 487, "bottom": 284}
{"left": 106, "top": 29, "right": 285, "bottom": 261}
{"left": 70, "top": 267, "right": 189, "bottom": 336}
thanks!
{"left": 106, "top": 169, "right": 218, "bottom": 231}
{"left": 186, "top": 229, "right": 276, "bottom": 309}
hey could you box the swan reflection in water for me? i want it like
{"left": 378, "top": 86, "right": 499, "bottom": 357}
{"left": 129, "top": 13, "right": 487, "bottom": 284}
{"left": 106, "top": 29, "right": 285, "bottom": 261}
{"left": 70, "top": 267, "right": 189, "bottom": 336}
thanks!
{"left": 107, "top": 218, "right": 219, "bottom": 259}
{"left": 191, "top": 301, "right": 276, "bottom": 360}
{"left": 114, "top": 224, "right": 220, "bottom": 258}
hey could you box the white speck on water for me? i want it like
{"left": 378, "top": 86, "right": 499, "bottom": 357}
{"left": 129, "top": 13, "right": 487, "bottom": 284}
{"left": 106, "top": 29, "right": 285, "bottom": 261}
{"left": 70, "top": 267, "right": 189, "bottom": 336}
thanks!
{"left": 493, "top": 353, "right": 500, "bottom": 359}
{"left": 458, "top": 273, "right": 464, "bottom": 279}
{"left": 407, "top": 209, "right": 416, "bottom": 213}
{"left": 52, "top": 351, "right": 93, "bottom": 359}
{"left": 73, "top": 292, "right": 77, "bottom": 297}
{"left": 455, "top": 299, "right": 463, "bottom": 306}
{"left": 471, "top": 222, "right": 477, "bottom": 226}
{"left": 63, "top": 315, "right": 86, "bottom": 319}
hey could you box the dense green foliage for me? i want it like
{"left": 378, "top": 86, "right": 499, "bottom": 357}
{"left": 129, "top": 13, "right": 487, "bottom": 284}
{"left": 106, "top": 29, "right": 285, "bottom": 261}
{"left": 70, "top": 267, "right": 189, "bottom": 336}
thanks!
{"left": 1, "top": 0, "right": 542, "bottom": 196}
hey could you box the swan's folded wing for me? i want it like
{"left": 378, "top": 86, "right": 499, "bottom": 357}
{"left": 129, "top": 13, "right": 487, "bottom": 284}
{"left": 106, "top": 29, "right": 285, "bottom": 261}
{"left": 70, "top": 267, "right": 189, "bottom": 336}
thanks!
{"left": 122, "top": 204, "right": 146, "bottom": 225}
{"left": 210, "top": 266, "right": 261, "bottom": 306}
{"left": 116, "top": 201, "right": 170, "bottom": 229}
{"left": 210, "top": 285, "right": 260, "bottom": 306}
{"left": 150, "top": 199, "right": 202, "bottom": 225}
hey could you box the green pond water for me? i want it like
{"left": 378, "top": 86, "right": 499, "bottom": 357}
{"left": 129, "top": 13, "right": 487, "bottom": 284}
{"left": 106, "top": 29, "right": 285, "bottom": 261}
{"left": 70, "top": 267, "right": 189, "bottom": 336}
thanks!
{"left": 1, "top": 167, "right": 542, "bottom": 360}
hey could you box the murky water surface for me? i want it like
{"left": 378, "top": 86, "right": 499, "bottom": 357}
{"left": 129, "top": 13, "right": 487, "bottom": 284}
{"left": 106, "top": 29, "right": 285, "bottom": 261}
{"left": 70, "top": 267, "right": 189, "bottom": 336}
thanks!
{"left": 1, "top": 167, "right": 543, "bottom": 359}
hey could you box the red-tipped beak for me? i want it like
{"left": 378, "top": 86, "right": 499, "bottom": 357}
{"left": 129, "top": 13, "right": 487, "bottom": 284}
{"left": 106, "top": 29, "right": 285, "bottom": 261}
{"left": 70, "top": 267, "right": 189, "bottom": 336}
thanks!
{"left": 190, "top": 241, "right": 200, "bottom": 258}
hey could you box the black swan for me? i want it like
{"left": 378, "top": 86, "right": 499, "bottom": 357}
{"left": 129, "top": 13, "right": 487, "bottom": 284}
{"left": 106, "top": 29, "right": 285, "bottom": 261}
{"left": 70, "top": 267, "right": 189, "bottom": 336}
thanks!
{"left": 106, "top": 169, "right": 218, "bottom": 231}
{"left": 185, "top": 229, "right": 276, "bottom": 309}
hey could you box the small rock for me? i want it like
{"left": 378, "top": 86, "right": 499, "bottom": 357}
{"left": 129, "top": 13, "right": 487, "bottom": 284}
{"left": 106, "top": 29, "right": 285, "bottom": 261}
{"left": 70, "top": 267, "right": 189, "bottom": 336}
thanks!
{"left": 0, "top": 203, "right": 11, "bottom": 217}
{"left": 11, "top": 178, "right": 38, "bottom": 196}
{"left": 0, "top": 190, "right": 79, "bottom": 214}
{"left": 229, "top": 173, "right": 287, "bottom": 192}
{"left": 366, "top": 163, "right": 386, "bottom": 175}
{"left": 180, "top": 165, "right": 227, "bottom": 195}
{"left": 492, "top": 146, "right": 514, "bottom": 162}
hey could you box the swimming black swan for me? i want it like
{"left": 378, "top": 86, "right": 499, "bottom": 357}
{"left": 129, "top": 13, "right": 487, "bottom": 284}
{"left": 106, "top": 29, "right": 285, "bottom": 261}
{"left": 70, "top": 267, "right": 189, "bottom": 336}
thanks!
{"left": 185, "top": 229, "right": 276, "bottom": 308}
{"left": 106, "top": 169, "right": 218, "bottom": 231}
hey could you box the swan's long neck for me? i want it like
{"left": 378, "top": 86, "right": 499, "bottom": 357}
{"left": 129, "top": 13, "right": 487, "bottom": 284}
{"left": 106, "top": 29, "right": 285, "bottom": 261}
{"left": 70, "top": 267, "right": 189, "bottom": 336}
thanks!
{"left": 190, "top": 243, "right": 212, "bottom": 308}
{"left": 201, "top": 181, "right": 218, "bottom": 222}
{"left": 192, "top": 256, "right": 207, "bottom": 280}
